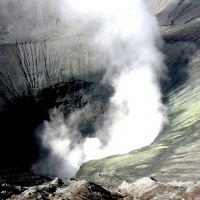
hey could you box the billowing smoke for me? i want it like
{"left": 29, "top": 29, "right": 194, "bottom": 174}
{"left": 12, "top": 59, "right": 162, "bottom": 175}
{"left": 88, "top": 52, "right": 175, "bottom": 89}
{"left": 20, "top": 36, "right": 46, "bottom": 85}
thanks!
{"left": 32, "top": 0, "right": 167, "bottom": 178}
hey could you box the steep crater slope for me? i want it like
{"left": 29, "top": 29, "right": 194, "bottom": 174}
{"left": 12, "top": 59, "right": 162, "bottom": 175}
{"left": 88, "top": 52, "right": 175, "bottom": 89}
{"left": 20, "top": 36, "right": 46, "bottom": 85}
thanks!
{"left": 76, "top": 0, "right": 200, "bottom": 186}
{"left": 0, "top": 0, "right": 113, "bottom": 175}
{"left": 0, "top": 40, "right": 112, "bottom": 169}
{"left": 0, "top": 0, "right": 199, "bottom": 191}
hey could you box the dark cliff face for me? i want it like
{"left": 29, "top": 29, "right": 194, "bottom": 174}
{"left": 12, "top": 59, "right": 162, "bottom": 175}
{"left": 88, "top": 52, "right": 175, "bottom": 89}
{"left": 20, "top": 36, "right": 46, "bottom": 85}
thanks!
{"left": 0, "top": 0, "right": 200, "bottom": 193}
{"left": 0, "top": 13, "right": 112, "bottom": 168}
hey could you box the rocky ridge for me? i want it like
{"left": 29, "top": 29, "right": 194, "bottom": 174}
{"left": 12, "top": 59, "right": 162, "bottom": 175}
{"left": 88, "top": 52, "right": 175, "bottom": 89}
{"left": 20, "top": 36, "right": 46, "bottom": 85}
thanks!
{"left": 2, "top": 177, "right": 200, "bottom": 200}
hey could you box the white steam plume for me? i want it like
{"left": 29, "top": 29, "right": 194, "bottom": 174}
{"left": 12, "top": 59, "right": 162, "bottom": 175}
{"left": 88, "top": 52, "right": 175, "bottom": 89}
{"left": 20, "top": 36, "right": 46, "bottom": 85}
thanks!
{"left": 32, "top": 0, "right": 167, "bottom": 178}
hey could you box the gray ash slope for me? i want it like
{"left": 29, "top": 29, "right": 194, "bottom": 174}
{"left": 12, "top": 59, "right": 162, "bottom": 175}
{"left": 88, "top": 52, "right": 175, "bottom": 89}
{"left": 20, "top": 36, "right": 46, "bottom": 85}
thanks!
{"left": 0, "top": 0, "right": 200, "bottom": 198}
{"left": 77, "top": 0, "right": 200, "bottom": 185}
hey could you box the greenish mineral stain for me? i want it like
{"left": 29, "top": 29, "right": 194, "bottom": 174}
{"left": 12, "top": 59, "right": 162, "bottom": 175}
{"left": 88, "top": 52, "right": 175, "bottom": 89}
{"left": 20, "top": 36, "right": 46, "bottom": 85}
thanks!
{"left": 76, "top": 72, "right": 200, "bottom": 181}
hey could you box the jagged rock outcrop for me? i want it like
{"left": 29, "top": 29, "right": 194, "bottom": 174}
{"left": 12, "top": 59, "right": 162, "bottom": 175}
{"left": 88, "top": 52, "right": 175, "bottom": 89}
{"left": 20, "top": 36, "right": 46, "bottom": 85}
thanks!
{"left": 2, "top": 178, "right": 123, "bottom": 200}
{"left": 2, "top": 177, "right": 200, "bottom": 200}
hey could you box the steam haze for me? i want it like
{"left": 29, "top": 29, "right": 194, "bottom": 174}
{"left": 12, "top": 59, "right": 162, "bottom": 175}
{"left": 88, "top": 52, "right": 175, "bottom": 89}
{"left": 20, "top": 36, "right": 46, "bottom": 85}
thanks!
{"left": 32, "top": 0, "right": 167, "bottom": 178}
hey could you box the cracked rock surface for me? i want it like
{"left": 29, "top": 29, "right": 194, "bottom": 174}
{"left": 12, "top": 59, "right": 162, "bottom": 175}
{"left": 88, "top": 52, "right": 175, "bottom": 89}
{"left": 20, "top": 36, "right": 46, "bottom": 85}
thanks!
{"left": 2, "top": 177, "right": 200, "bottom": 200}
